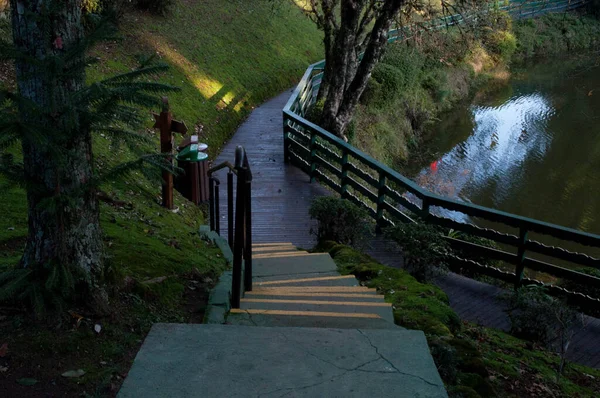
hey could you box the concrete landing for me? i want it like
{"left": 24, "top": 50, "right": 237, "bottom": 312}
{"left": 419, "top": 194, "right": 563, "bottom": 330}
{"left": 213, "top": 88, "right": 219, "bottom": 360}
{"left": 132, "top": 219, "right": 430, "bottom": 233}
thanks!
{"left": 118, "top": 324, "right": 447, "bottom": 398}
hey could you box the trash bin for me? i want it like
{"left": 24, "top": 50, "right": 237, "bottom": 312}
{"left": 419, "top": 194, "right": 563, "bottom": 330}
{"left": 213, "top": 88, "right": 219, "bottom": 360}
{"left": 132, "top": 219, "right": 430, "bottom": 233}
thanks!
{"left": 175, "top": 136, "right": 210, "bottom": 205}
{"left": 175, "top": 144, "right": 209, "bottom": 205}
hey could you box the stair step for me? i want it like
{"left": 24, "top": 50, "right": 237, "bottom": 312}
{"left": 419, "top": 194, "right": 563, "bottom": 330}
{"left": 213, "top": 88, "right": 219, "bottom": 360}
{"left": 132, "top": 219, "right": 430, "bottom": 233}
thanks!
{"left": 253, "top": 251, "right": 315, "bottom": 259}
{"left": 251, "top": 286, "right": 377, "bottom": 294}
{"left": 244, "top": 292, "right": 386, "bottom": 302}
{"left": 239, "top": 301, "right": 394, "bottom": 323}
{"left": 227, "top": 312, "right": 400, "bottom": 329}
{"left": 230, "top": 308, "right": 380, "bottom": 319}
{"left": 252, "top": 242, "right": 294, "bottom": 247}
{"left": 118, "top": 324, "right": 447, "bottom": 398}
{"left": 252, "top": 246, "right": 298, "bottom": 255}
{"left": 255, "top": 274, "right": 359, "bottom": 287}
{"left": 253, "top": 253, "right": 337, "bottom": 278}
{"left": 241, "top": 298, "right": 391, "bottom": 307}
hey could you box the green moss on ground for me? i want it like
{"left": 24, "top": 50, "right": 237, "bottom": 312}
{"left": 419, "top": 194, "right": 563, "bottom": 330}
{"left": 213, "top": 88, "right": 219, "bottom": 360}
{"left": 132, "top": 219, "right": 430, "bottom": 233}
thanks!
{"left": 317, "top": 242, "right": 600, "bottom": 397}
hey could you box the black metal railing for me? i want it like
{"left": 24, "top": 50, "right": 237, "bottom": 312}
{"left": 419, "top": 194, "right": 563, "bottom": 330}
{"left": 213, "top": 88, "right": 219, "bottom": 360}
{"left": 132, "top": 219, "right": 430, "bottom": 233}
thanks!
{"left": 208, "top": 146, "right": 252, "bottom": 308}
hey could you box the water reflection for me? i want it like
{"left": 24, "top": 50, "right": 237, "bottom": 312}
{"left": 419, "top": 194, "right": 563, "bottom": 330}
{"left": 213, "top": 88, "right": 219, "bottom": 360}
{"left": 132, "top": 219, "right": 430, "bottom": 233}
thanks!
{"left": 413, "top": 59, "right": 600, "bottom": 234}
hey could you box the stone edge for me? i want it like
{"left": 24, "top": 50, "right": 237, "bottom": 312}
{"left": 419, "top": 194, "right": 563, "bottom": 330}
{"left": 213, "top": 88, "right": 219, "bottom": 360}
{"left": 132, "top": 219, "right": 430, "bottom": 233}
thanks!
{"left": 199, "top": 225, "right": 235, "bottom": 324}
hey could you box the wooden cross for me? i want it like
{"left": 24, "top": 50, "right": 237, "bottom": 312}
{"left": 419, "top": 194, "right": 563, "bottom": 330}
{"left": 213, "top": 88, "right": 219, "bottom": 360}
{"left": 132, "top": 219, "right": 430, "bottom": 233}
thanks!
{"left": 152, "top": 97, "right": 188, "bottom": 209}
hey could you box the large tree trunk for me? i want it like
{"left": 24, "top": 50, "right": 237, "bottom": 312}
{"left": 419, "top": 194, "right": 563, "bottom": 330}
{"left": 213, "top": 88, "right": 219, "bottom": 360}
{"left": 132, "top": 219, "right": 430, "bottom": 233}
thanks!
{"left": 319, "top": 0, "right": 405, "bottom": 139}
{"left": 11, "top": 1, "right": 105, "bottom": 304}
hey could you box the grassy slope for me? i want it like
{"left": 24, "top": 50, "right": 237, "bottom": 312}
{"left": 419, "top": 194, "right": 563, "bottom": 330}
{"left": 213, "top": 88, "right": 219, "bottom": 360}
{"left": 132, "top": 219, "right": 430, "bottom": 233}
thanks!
{"left": 86, "top": 1, "right": 323, "bottom": 159}
{"left": 319, "top": 242, "right": 600, "bottom": 398}
{"left": 0, "top": 1, "right": 322, "bottom": 395}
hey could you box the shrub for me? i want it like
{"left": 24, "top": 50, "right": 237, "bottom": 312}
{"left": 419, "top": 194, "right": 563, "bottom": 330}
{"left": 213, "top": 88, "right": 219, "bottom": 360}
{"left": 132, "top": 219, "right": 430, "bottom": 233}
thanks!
{"left": 308, "top": 197, "right": 372, "bottom": 246}
{"left": 371, "top": 63, "right": 405, "bottom": 100}
{"left": 385, "top": 222, "right": 449, "bottom": 283}
{"left": 484, "top": 30, "right": 517, "bottom": 62}
{"left": 136, "top": 0, "right": 173, "bottom": 15}
{"left": 507, "top": 285, "right": 577, "bottom": 348}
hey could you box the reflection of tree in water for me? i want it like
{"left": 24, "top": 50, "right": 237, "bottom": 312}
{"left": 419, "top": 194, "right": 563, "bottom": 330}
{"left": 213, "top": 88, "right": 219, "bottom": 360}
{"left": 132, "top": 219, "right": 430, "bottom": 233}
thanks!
{"left": 411, "top": 58, "right": 600, "bottom": 237}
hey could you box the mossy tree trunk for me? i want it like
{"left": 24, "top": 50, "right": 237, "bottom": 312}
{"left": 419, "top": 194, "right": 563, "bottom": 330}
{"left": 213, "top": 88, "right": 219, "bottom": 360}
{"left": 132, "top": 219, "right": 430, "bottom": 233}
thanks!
{"left": 10, "top": 1, "right": 106, "bottom": 307}
{"left": 306, "top": 0, "right": 405, "bottom": 139}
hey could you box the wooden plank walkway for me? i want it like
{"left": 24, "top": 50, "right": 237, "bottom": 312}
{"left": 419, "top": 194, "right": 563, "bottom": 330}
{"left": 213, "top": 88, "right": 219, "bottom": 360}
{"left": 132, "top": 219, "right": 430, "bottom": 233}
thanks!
{"left": 213, "top": 90, "right": 600, "bottom": 369}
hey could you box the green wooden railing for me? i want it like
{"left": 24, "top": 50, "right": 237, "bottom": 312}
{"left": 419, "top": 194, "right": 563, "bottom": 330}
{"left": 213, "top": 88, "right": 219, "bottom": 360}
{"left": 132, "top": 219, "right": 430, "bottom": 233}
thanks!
{"left": 282, "top": 0, "right": 600, "bottom": 314}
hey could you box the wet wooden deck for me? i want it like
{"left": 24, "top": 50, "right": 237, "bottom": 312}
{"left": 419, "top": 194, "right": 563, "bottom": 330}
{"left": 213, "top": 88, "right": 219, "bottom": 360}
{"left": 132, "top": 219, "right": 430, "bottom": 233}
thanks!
{"left": 213, "top": 90, "right": 600, "bottom": 369}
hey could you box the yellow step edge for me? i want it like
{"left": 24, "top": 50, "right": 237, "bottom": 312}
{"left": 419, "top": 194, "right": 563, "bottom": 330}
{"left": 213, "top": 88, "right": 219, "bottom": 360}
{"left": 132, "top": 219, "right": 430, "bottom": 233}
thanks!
{"left": 230, "top": 309, "right": 381, "bottom": 319}
{"left": 252, "top": 243, "right": 294, "bottom": 247}
{"left": 253, "top": 251, "right": 318, "bottom": 259}
{"left": 252, "top": 286, "right": 375, "bottom": 293}
{"left": 245, "top": 292, "right": 384, "bottom": 299}
{"left": 257, "top": 275, "right": 356, "bottom": 286}
{"left": 241, "top": 298, "right": 391, "bottom": 307}
{"left": 252, "top": 246, "right": 297, "bottom": 253}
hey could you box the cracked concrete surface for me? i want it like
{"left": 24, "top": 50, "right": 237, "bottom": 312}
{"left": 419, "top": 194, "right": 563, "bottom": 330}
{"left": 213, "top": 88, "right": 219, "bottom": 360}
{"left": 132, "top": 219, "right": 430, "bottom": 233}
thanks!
{"left": 118, "top": 324, "right": 447, "bottom": 397}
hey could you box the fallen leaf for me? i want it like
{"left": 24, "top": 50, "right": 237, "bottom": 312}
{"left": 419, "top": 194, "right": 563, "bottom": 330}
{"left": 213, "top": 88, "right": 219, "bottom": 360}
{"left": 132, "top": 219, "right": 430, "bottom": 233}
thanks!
{"left": 94, "top": 324, "right": 102, "bottom": 334}
{"left": 0, "top": 343, "right": 7, "bottom": 357}
{"left": 0, "top": 366, "right": 8, "bottom": 372}
{"left": 62, "top": 369, "right": 86, "bottom": 378}
{"left": 17, "top": 378, "right": 38, "bottom": 386}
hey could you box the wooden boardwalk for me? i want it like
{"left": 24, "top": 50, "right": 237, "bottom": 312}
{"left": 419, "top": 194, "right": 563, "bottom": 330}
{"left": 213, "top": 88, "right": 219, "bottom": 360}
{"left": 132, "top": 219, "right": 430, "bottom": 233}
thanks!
{"left": 213, "top": 91, "right": 600, "bottom": 368}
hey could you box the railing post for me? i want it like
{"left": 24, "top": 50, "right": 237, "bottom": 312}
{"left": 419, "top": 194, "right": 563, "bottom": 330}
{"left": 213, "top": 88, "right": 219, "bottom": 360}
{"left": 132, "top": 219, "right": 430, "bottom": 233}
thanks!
{"left": 515, "top": 228, "right": 528, "bottom": 290}
{"left": 215, "top": 180, "right": 220, "bottom": 236}
{"left": 283, "top": 115, "right": 289, "bottom": 164}
{"left": 244, "top": 177, "right": 253, "bottom": 292}
{"left": 309, "top": 130, "right": 317, "bottom": 183}
{"left": 340, "top": 150, "right": 349, "bottom": 199}
{"left": 421, "top": 196, "right": 430, "bottom": 220}
{"left": 376, "top": 172, "right": 387, "bottom": 234}
{"left": 231, "top": 160, "right": 246, "bottom": 309}
{"left": 209, "top": 177, "right": 215, "bottom": 231}
{"left": 227, "top": 171, "right": 234, "bottom": 245}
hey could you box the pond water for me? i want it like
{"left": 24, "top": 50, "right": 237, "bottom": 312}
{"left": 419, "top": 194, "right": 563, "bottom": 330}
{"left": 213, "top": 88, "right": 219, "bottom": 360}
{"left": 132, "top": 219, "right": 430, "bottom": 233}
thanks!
{"left": 413, "top": 57, "right": 600, "bottom": 240}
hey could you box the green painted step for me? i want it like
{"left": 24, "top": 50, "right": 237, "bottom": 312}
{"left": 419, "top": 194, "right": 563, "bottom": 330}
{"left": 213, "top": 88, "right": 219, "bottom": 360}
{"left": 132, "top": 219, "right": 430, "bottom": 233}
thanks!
{"left": 243, "top": 293, "right": 387, "bottom": 302}
{"left": 227, "top": 311, "right": 400, "bottom": 329}
{"left": 253, "top": 253, "right": 338, "bottom": 278}
{"left": 250, "top": 286, "right": 378, "bottom": 294}
{"left": 118, "top": 324, "right": 447, "bottom": 397}
{"left": 254, "top": 271, "right": 341, "bottom": 282}
{"left": 254, "top": 274, "right": 360, "bottom": 287}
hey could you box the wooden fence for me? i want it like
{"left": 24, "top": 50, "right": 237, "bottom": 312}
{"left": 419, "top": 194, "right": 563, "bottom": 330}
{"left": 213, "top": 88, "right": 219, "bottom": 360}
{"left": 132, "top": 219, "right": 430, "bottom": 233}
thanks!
{"left": 283, "top": 0, "right": 600, "bottom": 314}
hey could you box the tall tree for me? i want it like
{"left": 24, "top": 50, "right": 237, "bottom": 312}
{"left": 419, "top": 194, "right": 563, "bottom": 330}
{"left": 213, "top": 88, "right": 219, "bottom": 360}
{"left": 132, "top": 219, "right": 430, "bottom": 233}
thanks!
{"left": 9, "top": 0, "right": 106, "bottom": 309}
{"left": 1, "top": 0, "right": 175, "bottom": 314}
{"left": 303, "top": 0, "right": 406, "bottom": 139}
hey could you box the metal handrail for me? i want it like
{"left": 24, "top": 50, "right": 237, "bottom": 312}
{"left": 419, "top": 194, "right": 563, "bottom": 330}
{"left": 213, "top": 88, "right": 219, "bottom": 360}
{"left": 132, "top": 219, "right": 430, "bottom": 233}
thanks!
{"left": 282, "top": 0, "right": 600, "bottom": 314}
{"left": 208, "top": 146, "right": 252, "bottom": 308}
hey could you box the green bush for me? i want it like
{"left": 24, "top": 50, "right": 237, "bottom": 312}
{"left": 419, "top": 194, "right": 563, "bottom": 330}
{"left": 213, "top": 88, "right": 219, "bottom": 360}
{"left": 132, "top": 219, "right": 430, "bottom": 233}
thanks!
{"left": 507, "top": 285, "right": 577, "bottom": 347}
{"left": 385, "top": 222, "right": 450, "bottom": 283}
{"left": 484, "top": 30, "right": 517, "bottom": 62}
{"left": 308, "top": 197, "right": 372, "bottom": 246}
{"left": 371, "top": 63, "right": 405, "bottom": 100}
{"left": 136, "top": 0, "right": 173, "bottom": 15}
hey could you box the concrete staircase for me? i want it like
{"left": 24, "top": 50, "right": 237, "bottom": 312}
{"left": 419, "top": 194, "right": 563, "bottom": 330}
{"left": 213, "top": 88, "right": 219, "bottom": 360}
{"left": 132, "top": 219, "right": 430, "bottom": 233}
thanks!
{"left": 118, "top": 243, "right": 448, "bottom": 397}
{"left": 229, "top": 242, "right": 398, "bottom": 329}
